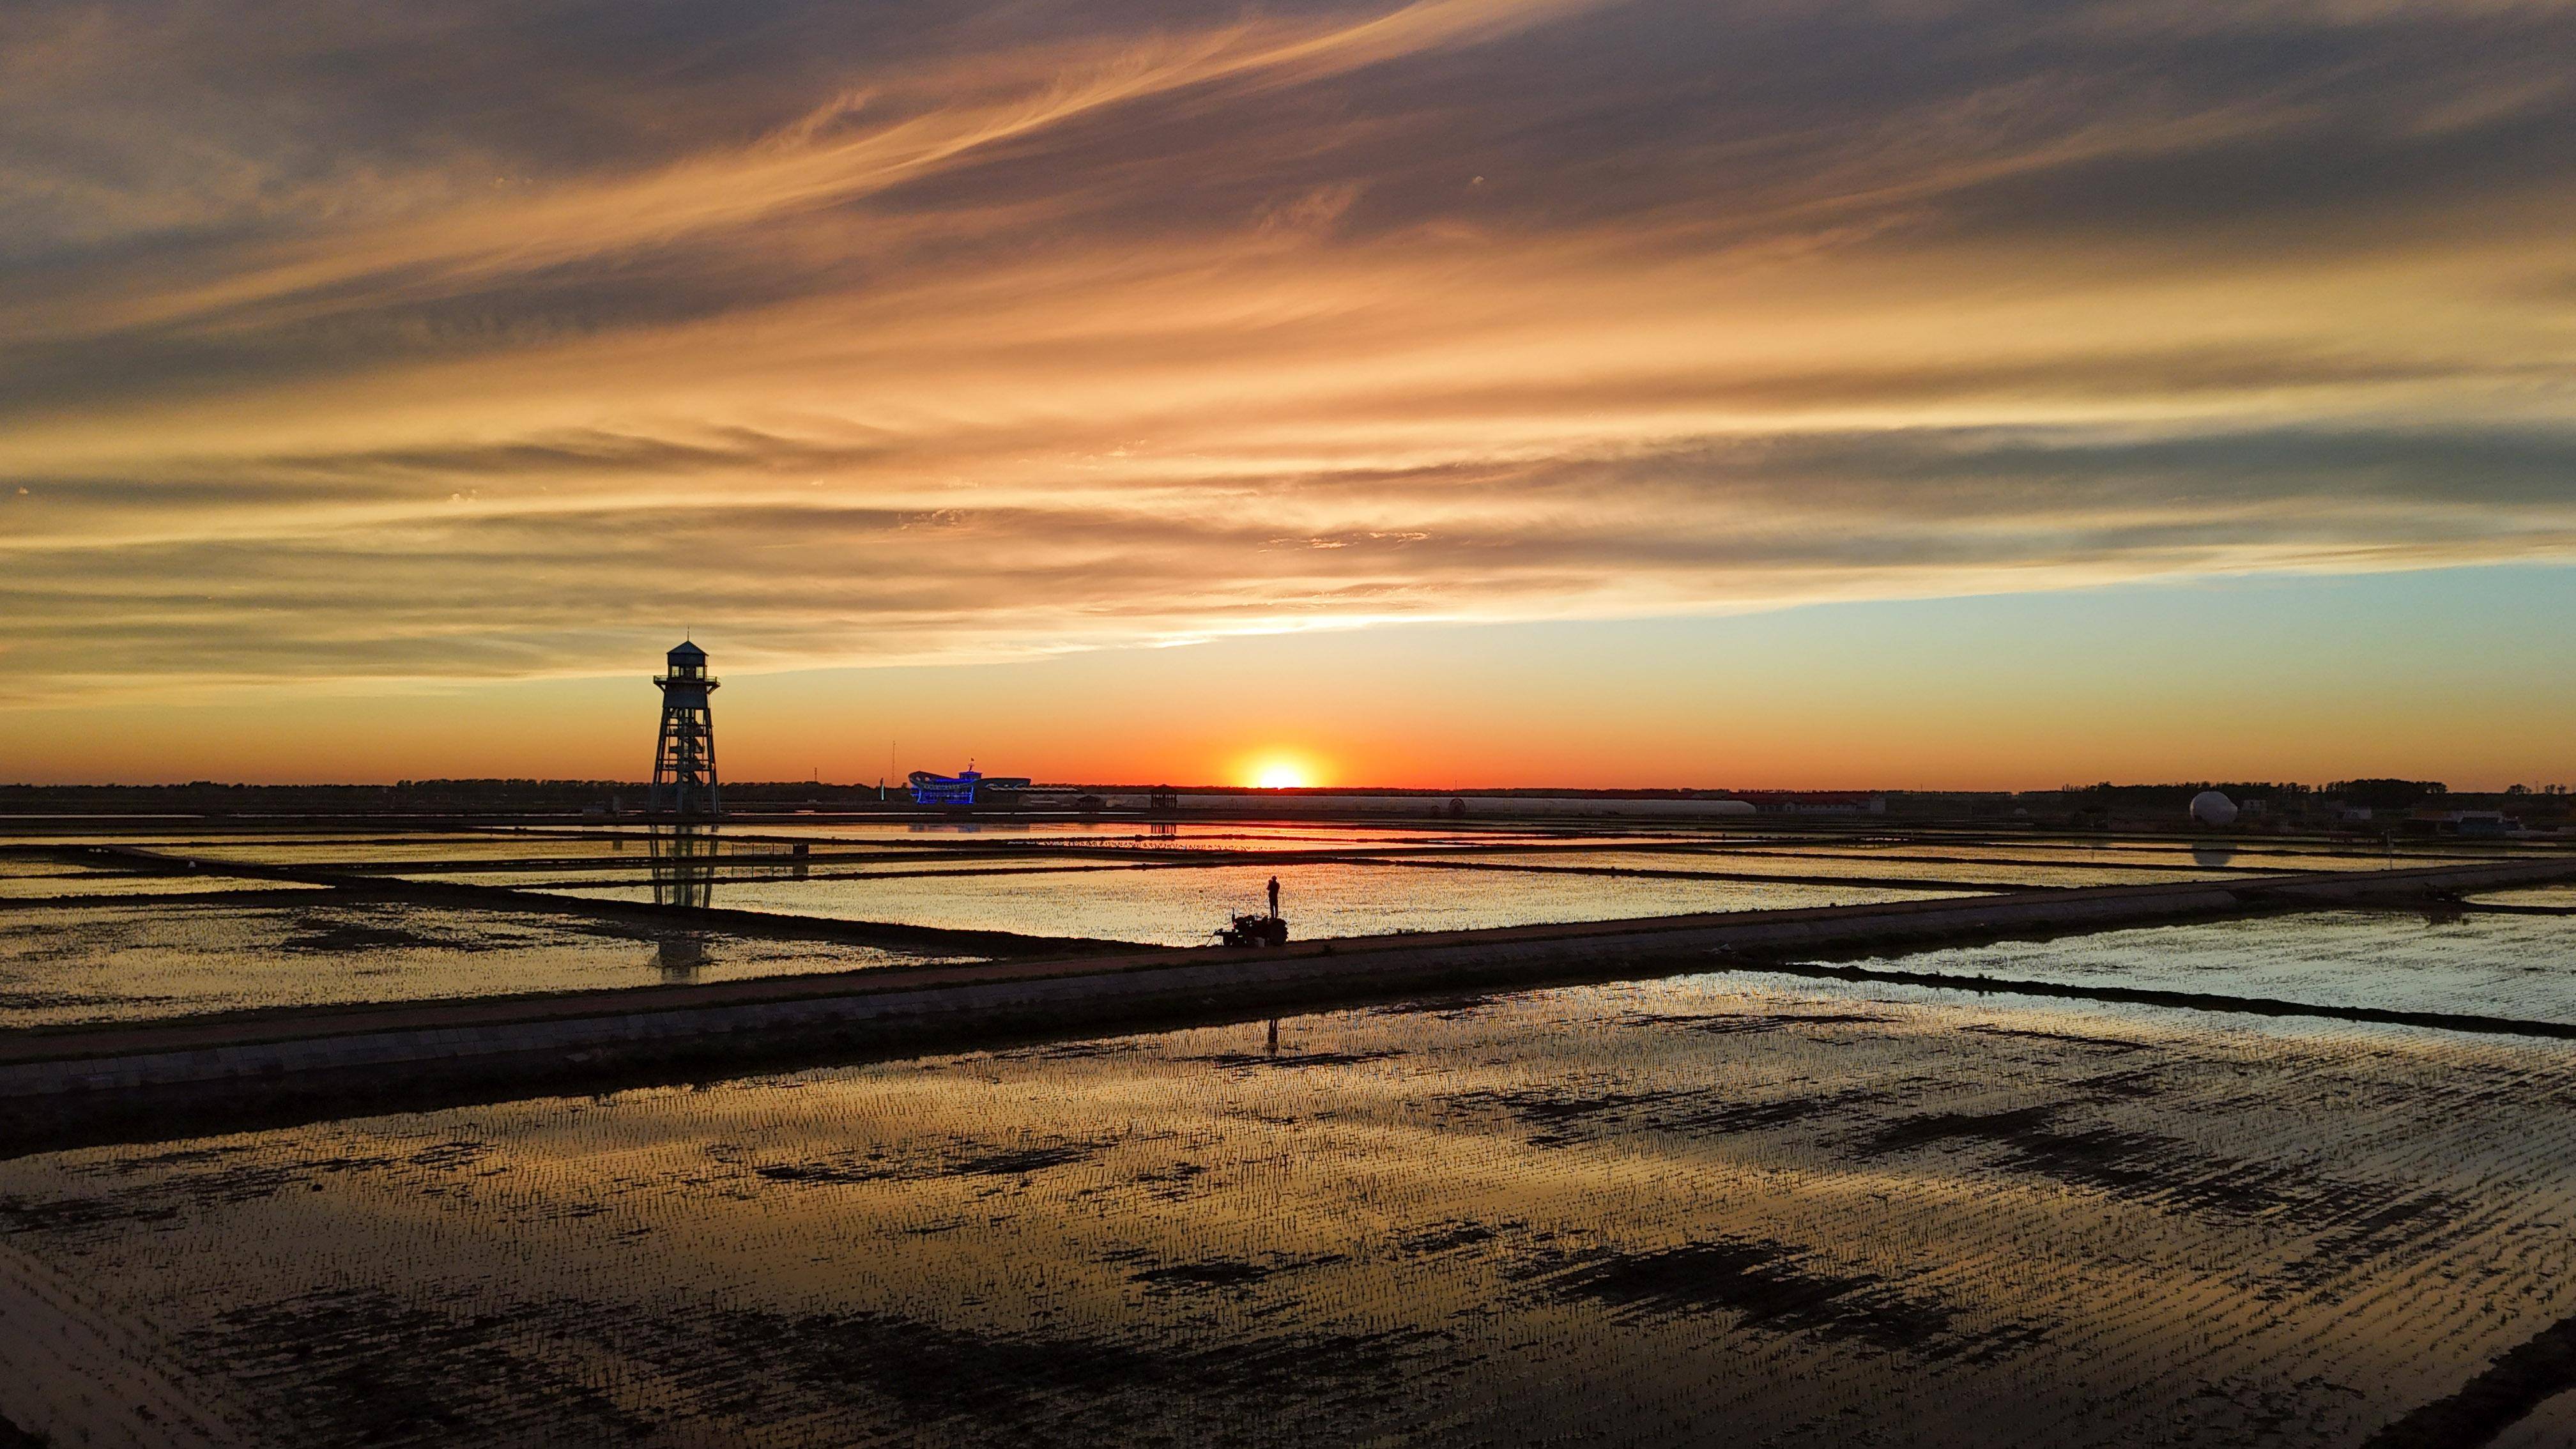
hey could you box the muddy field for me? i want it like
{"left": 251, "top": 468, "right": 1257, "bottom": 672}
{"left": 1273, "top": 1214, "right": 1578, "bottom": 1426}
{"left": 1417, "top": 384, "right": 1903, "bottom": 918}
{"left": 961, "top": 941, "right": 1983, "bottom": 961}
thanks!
{"left": 4, "top": 969, "right": 2575, "bottom": 1446}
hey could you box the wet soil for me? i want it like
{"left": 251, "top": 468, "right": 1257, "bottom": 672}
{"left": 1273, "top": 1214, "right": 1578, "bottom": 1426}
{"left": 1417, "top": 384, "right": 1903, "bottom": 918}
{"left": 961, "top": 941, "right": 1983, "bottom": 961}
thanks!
{"left": 2366, "top": 1313, "right": 2576, "bottom": 1448}
{"left": 1533, "top": 1234, "right": 2040, "bottom": 1360}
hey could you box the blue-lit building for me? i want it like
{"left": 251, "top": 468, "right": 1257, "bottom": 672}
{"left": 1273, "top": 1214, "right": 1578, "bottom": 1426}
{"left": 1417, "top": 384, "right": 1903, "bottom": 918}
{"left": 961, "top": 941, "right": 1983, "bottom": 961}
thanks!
{"left": 907, "top": 768, "right": 1031, "bottom": 806}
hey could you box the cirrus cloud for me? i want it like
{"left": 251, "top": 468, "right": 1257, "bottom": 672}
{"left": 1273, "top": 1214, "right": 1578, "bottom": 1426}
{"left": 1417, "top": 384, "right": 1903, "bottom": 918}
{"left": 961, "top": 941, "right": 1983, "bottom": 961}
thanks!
{"left": 2, "top": 0, "right": 2572, "bottom": 701}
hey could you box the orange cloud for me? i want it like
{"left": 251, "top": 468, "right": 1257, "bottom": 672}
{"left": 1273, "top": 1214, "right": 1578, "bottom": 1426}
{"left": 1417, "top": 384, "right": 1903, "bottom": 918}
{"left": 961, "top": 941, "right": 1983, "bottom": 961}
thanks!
{"left": 1, "top": 0, "right": 2573, "bottom": 720}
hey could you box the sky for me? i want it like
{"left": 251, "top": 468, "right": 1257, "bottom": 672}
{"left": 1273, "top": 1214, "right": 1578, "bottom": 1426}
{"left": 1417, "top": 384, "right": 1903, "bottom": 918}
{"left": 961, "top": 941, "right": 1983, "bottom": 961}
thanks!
{"left": 3, "top": 0, "right": 2572, "bottom": 788}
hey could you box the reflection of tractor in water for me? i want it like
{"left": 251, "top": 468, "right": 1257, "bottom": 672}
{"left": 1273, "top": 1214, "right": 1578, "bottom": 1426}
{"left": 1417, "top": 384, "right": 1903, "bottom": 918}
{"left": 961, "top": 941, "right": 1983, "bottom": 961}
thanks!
{"left": 1216, "top": 875, "right": 1291, "bottom": 947}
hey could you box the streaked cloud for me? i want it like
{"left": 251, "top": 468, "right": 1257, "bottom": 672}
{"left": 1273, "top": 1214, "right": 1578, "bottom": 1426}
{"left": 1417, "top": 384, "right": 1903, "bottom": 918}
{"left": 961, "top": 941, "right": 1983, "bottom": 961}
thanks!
{"left": 3, "top": 0, "right": 2573, "bottom": 702}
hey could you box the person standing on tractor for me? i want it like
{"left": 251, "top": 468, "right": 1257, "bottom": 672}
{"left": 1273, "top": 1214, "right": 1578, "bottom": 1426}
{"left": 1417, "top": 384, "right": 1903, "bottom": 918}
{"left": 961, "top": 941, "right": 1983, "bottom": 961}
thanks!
{"left": 1267, "top": 875, "right": 1281, "bottom": 920}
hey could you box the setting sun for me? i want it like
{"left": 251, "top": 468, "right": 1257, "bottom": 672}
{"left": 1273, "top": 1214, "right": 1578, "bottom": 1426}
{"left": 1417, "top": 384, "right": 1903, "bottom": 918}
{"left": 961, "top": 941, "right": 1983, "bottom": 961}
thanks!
{"left": 1248, "top": 758, "right": 1315, "bottom": 790}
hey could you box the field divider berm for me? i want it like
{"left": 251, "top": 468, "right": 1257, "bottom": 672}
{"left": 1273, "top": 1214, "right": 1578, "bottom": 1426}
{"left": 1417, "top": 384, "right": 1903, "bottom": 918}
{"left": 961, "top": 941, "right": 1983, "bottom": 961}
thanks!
{"left": 2, "top": 856, "right": 2572, "bottom": 1155}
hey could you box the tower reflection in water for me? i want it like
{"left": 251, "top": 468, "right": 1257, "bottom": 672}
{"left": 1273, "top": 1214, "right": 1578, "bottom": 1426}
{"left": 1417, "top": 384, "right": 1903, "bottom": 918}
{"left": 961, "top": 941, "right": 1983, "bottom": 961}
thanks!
{"left": 643, "top": 826, "right": 808, "bottom": 980}
{"left": 648, "top": 824, "right": 718, "bottom": 981}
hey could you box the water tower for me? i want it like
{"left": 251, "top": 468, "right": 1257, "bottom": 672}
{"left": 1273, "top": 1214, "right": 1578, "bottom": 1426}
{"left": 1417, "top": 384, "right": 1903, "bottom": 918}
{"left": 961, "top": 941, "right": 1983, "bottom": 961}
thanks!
{"left": 650, "top": 640, "right": 721, "bottom": 816}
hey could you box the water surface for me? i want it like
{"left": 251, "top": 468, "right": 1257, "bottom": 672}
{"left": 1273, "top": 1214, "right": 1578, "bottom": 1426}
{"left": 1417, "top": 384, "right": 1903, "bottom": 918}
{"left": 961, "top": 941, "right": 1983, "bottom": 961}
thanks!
{"left": 0, "top": 901, "right": 957, "bottom": 1029}
{"left": 4, "top": 971, "right": 2573, "bottom": 1446}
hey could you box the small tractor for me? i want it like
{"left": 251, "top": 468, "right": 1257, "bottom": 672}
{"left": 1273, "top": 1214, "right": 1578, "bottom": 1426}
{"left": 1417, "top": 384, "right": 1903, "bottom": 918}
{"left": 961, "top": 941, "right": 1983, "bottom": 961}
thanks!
{"left": 1216, "top": 912, "right": 1289, "bottom": 948}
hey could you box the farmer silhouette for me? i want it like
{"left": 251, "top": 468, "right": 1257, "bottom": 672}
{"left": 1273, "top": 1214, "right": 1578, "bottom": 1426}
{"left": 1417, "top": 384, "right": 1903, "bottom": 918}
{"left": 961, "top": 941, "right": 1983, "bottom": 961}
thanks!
{"left": 1267, "top": 875, "right": 1281, "bottom": 920}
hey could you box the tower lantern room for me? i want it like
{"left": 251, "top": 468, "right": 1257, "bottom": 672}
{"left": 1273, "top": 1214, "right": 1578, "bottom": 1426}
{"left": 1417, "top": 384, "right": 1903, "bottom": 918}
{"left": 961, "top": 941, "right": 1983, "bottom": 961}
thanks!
{"left": 650, "top": 640, "right": 721, "bottom": 816}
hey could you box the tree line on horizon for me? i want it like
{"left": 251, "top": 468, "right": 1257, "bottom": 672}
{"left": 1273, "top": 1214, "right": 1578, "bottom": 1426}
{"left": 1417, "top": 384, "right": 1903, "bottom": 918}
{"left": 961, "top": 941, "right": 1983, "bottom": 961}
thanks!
{"left": 3, "top": 776, "right": 2565, "bottom": 815}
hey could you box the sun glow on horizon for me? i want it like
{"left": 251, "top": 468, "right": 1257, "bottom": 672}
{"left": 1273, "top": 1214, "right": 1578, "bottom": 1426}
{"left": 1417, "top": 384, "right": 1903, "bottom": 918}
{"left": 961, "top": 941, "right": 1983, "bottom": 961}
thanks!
{"left": 1247, "top": 756, "right": 1318, "bottom": 790}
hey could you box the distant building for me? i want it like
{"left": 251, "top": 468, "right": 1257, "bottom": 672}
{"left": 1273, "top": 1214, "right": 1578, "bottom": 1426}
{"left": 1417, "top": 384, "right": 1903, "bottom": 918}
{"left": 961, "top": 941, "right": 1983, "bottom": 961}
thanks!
{"left": 908, "top": 767, "right": 1032, "bottom": 807}
{"left": 1738, "top": 792, "right": 1888, "bottom": 816}
{"left": 2407, "top": 808, "right": 2511, "bottom": 838}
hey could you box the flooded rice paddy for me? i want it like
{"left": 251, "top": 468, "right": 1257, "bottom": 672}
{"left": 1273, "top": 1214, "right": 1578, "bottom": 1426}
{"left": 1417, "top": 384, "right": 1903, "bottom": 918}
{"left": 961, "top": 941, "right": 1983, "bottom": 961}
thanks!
{"left": 0, "top": 820, "right": 2554, "bottom": 1027}
{"left": 1850, "top": 910, "right": 2576, "bottom": 1025}
{"left": 4, "top": 820, "right": 2575, "bottom": 1443}
{"left": 2474, "top": 884, "right": 2576, "bottom": 910}
{"left": 5, "top": 972, "right": 2576, "bottom": 1445}
{"left": 1399, "top": 849, "right": 2228, "bottom": 889}
{"left": 532, "top": 864, "right": 1954, "bottom": 946}
{"left": 0, "top": 864, "right": 328, "bottom": 901}
{"left": 1736, "top": 841, "right": 2487, "bottom": 871}
{"left": 0, "top": 901, "right": 958, "bottom": 1030}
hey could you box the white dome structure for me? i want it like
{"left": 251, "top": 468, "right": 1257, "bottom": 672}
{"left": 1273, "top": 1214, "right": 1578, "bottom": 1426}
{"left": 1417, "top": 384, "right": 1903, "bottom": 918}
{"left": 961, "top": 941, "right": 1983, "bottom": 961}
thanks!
{"left": 2188, "top": 790, "right": 2239, "bottom": 827}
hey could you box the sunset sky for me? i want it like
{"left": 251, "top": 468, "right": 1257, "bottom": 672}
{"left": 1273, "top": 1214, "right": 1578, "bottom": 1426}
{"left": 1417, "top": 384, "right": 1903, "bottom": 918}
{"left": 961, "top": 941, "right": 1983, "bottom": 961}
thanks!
{"left": 4, "top": 0, "right": 2572, "bottom": 787}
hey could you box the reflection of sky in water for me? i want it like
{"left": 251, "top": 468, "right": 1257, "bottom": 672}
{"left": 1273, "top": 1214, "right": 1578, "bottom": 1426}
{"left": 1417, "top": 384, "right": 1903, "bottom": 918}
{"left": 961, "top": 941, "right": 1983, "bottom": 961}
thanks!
{"left": 532, "top": 863, "right": 1959, "bottom": 946}
{"left": 1731, "top": 842, "right": 2484, "bottom": 870}
{"left": 1400, "top": 850, "right": 2220, "bottom": 888}
{"left": 162, "top": 825, "right": 1685, "bottom": 870}
{"left": 6, "top": 833, "right": 503, "bottom": 847}
{"left": 0, "top": 901, "right": 956, "bottom": 1028}
{"left": 0, "top": 870, "right": 326, "bottom": 901}
{"left": 6, "top": 822, "right": 2565, "bottom": 1032}
{"left": 4, "top": 976, "right": 2575, "bottom": 1445}
{"left": 0, "top": 861, "right": 104, "bottom": 878}
{"left": 170, "top": 839, "right": 660, "bottom": 865}
{"left": 1834, "top": 908, "right": 2576, "bottom": 1024}
{"left": 2470, "top": 884, "right": 2576, "bottom": 910}
{"left": 726, "top": 820, "right": 1682, "bottom": 850}
{"left": 398, "top": 857, "right": 1147, "bottom": 887}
